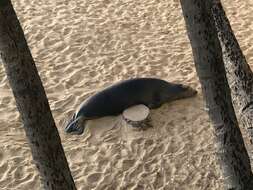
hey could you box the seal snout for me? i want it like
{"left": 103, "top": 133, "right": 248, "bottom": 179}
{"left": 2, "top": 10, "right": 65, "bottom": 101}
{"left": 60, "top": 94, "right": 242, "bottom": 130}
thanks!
{"left": 183, "top": 85, "right": 197, "bottom": 97}
{"left": 180, "top": 85, "right": 198, "bottom": 100}
{"left": 170, "top": 84, "right": 197, "bottom": 100}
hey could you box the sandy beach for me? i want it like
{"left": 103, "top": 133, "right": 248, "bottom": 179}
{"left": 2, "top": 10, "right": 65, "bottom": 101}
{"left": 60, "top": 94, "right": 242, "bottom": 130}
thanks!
{"left": 0, "top": 0, "right": 253, "bottom": 189}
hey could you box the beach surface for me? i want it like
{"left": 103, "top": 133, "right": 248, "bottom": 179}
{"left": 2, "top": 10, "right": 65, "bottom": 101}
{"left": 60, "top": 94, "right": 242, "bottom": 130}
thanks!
{"left": 0, "top": 0, "right": 252, "bottom": 189}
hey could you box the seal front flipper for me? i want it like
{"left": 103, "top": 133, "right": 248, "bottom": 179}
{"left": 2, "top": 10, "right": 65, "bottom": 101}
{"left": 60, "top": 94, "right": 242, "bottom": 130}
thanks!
{"left": 147, "top": 102, "right": 162, "bottom": 109}
{"left": 148, "top": 93, "right": 162, "bottom": 109}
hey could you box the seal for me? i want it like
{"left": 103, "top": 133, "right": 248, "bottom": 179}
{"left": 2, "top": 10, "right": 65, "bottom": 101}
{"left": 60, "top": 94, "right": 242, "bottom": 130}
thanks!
{"left": 65, "top": 78, "right": 197, "bottom": 135}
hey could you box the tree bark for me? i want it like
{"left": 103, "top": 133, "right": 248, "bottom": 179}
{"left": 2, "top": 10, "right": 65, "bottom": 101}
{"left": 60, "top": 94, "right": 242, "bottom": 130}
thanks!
{"left": 180, "top": 0, "right": 253, "bottom": 189}
{"left": 211, "top": 0, "right": 253, "bottom": 143}
{"left": 0, "top": 1, "right": 76, "bottom": 189}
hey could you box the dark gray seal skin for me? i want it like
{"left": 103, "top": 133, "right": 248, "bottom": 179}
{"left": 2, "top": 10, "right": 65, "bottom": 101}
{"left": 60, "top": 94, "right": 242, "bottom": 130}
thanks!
{"left": 65, "top": 78, "right": 197, "bottom": 135}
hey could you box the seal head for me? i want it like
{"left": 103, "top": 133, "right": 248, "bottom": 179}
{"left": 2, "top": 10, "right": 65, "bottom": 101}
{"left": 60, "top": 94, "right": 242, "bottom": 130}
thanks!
{"left": 167, "top": 84, "right": 197, "bottom": 101}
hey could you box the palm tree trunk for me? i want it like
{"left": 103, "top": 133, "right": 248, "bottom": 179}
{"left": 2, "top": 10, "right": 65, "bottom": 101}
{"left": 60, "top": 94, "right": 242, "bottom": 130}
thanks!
{"left": 0, "top": 1, "right": 76, "bottom": 189}
{"left": 211, "top": 0, "right": 253, "bottom": 144}
{"left": 180, "top": 0, "right": 253, "bottom": 189}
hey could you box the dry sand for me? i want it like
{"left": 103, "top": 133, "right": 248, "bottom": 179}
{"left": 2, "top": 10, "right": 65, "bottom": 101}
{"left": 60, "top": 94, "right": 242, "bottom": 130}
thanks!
{"left": 0, "top": 0, "right": 252, "bottom": 189}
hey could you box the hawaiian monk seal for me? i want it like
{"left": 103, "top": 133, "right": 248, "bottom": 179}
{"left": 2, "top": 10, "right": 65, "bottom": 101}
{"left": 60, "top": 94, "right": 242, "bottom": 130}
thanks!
{"left": 65, "top": 78, "right": 197, "bottom": 135}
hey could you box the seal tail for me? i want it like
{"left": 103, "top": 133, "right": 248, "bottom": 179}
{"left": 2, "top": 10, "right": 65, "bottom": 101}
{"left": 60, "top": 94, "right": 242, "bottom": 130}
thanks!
{"left": 65, "top": 114, "right": 87, "bottom": 135}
